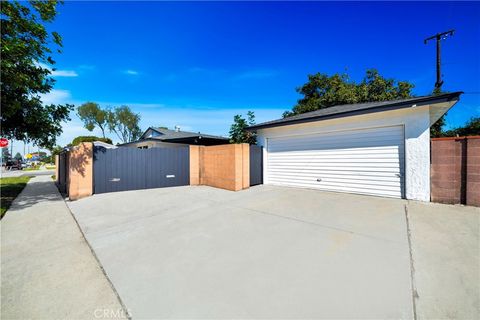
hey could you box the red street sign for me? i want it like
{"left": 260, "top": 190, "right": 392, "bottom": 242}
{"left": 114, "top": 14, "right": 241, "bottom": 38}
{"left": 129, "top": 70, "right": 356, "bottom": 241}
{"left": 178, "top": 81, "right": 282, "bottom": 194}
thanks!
{"left": 0, "top": 138, "right": 8, "bottom": 148}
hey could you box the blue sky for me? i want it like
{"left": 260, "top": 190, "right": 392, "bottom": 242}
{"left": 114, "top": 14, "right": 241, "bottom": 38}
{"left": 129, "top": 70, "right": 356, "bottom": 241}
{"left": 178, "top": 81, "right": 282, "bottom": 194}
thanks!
{"left": 13, "top": 1, "right": 480, "bottom": 156}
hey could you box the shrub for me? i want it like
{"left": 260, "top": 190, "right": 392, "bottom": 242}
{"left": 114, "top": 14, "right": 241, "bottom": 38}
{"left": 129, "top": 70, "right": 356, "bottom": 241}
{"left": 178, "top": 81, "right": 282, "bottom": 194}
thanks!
{"left": 71, "top": 136, "right": 113, "bottom": 146}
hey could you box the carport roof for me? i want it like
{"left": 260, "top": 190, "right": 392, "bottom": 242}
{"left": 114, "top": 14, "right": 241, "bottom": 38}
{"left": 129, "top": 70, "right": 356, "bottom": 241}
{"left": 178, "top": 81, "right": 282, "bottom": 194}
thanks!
{"left": 247, "top": 92, "right": 463, "bottom": 130}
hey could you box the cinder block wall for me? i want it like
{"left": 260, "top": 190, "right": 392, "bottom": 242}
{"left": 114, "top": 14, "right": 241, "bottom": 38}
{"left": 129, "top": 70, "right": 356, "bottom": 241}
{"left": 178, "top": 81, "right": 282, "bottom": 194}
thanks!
{"left": 190, "top": 144, "right": 249, "bottom": 191}
{"left": 466, "top": 138, "right": 480, "bottom": 206}
{"left": 67, "top": 142, "right": 94, "bottom": 200}
{"left": 190, "top": 145, "right": 201, "bottom": 185}
{"left": 54, "top": 155, "right": 59, "bottom": 184}
{"left": 431, "top": 136, "right": 479, "bottom": 206}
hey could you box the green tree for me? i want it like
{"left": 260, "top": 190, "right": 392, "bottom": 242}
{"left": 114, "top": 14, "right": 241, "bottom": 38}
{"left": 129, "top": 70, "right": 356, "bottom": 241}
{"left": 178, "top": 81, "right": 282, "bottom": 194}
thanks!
{"left": 430, "top": 87, "right": 448, "bottom": 138}
{"left": 1, "top": 1, "right": 73, "bottom": 148}
{"left": 71, "top": 136, "right": 113, "bottom": 146}
{"left": 14, "top": 152, "right": 22, "bottom": 161}
{"left": 49, "top": 145, "right": 64, "bottom": 157}
{"left": 430, "top": 116, "right": 445, "bottom": 138}
{"left": 77, "top": 102, "right": 109, "bottom": 138}
{"left": 2, "top": 148, "right": 11, "bottom": 161}
{"left": 283, "top": 69, "right": 414, "bottom": 117}
{"left": 107, "top": 106, "right": 142, "bottom": 143}
{"left": 442, "top": 117, "right": 480, "bottom": 137}
{"left": 229, "top": 111, "right": 256, "bottom": 144}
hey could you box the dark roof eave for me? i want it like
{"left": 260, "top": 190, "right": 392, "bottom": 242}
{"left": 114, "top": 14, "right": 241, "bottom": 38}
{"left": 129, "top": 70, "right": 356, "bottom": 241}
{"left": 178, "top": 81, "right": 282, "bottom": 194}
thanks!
{"left": 117, "top": 138, "right": 159, "bottom": 146}
{"left": 247, "top": 92, "right": 462, "bottom": 131}
{"left": 164, "top": 136, "right": 229, "bottom": 142}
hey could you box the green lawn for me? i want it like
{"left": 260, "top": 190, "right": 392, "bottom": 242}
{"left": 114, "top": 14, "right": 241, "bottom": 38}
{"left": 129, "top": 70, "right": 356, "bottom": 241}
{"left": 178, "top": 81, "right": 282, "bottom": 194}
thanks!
{"left": 45, "top": 165, "right": 56, "bottom": 170}
{"left": 1, "top": 176, "right": 31, "bottom": 219}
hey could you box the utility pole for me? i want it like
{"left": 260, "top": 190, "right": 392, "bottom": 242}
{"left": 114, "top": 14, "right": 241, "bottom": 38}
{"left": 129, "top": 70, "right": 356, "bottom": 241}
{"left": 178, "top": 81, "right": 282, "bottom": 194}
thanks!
{"left": 424, "top": 30, "right": 455, "bottom": 92}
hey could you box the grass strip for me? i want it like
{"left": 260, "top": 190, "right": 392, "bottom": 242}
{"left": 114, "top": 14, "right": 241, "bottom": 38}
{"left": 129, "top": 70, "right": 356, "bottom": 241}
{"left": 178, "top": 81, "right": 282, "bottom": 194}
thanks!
{"left": 1, "top": 176, "right": 32, "bottom": 219}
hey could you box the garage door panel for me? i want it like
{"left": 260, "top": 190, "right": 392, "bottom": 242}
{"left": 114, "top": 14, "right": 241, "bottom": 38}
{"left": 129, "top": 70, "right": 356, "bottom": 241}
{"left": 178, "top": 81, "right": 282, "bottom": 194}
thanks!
{"left": 269, "top": 163, "right": 401, "bottom": 170}
{"left": 270, "top": 134, "right": 402, "bottom": 146}
{"left": 269, "top": 129, "right": 403, "bottom": 152}
{"left": 269, "top": 158, "right": 402, "bottom": 164}
{"left": 267, "top": 171, "right": 402, "bottom": 184}
{"left": 268, "top": 175, "right": 401, "bottom": 188}
{"left": 269, "top": 126, "right": 402, "bottom": 143}
{"left": 269, "top": 146, "right": 404, "bottom": 154}
{"left": 269, "top": 140, "right": 402, "bottom": 152}
{"left": 267, "top": 179, "right": 402, "bottom": 198}
{"left": 269, "top": 153, "right": 403, "bottom": 160}
{"left": 268, "top": 148, "right": 404, "bottom": 156}
{"left": 266, "top": 126, "right": 405, "bottom": 198}
{"left": 268, "top": 168, "right": 402, "bottom": 178}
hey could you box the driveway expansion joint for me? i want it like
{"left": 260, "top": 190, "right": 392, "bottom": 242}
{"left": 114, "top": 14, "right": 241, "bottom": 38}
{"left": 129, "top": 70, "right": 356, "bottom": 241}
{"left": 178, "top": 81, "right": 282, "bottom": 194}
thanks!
{"left": 189, "top": 191, "right": 402, "bottom": 244}
{"left": 405, "top": 203, "right": 418, "bottom": 320}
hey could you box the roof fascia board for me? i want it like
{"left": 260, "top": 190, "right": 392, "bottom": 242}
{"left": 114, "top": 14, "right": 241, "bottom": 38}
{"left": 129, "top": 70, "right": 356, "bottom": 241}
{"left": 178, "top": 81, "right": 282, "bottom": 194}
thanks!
{"left": 247, "top": 93, "right": 462, "bottom": 131}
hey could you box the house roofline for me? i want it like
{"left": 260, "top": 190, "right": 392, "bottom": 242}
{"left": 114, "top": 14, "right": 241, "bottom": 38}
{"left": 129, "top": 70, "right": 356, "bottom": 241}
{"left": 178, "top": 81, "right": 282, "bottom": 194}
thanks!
{"left": 116, "top": 138, "right": 160, "bottom": 147}
{"left": 247, "top": 92, "right": 463, "bottom": 131}
{"left": 139, "top": 127, "right": 158, "bottom": 140}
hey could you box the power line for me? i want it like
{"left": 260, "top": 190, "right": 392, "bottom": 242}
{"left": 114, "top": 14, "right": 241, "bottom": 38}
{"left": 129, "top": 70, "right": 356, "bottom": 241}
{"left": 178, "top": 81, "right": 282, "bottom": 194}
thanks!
{"left": 424, "top": 30, "right": 455, "bottom": 91}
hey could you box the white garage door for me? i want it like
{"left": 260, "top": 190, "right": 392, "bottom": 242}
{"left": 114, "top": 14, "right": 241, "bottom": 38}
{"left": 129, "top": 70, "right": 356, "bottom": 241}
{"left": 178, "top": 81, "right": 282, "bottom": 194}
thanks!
{"left": 266, "top": 125, "right": 405, "bottom": 198}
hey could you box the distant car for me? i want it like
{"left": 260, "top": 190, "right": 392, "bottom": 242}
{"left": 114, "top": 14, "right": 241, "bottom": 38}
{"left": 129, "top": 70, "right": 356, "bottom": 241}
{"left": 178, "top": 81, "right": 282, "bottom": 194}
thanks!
{"left": 5, "top": 160, "right": 23, "bottom": 170}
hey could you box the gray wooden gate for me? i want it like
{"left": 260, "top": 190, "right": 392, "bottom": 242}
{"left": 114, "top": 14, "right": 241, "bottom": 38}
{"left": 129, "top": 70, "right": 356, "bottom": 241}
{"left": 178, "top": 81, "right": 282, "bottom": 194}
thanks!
{"left": 250, "top": 145, "right": 263, "bottom": 186}
{"left": 57, "top": 151, "right": 69, "bottom": 194}
{"left": 93, "top": 146, "right": 189, "bottom": 194}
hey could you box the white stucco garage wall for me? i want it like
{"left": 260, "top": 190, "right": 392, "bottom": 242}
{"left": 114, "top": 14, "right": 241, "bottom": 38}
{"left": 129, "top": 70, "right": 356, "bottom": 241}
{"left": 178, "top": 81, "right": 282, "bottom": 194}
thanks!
{"left": 256, "top": 105, "right": 432, "bottom": 201}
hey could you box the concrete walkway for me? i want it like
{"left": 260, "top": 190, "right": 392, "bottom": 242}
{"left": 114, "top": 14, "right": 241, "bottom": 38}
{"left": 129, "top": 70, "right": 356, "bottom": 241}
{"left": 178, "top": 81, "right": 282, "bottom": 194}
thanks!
{"left": 1, "top": 175, "right": 127, "bottom": 319}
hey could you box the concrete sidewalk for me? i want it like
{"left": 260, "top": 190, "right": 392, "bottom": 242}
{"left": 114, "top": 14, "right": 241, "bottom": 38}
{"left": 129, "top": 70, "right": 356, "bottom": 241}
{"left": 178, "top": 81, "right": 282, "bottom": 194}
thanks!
{"left": 0, "top": 168, "right": 54, "bottom": 178}
{"left": 1, "top": 175, "right": 126, "bottom": 319}
{"left": 407, "top": 201, "right": 480, "bottom": 319}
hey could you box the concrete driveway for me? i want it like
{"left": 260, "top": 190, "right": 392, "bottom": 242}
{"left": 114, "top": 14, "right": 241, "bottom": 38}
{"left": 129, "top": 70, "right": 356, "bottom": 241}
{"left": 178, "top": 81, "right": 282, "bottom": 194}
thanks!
{"left": 68, "top": 185, "right": 479, "bottom": 319}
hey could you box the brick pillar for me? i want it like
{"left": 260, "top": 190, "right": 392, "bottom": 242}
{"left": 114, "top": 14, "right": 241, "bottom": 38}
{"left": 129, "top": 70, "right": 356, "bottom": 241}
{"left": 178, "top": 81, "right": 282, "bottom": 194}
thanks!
{"left": 189, "top": 145, "right": 200, "bottom": 186}
{"left": 68, "top": 142, "right": 94, "bottom": 200}
{"left": 54, "top": 154, "right": 60, "bottom": 184}
{"left": 466, "top": 137, "right": 480, "bottom": 206}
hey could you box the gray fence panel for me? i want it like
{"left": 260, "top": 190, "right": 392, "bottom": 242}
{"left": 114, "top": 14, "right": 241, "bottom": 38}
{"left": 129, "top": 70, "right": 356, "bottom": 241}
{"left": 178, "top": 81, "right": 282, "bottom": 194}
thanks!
{"left": 93, "top": 146, "right": 189, "bottom": 194}
{"left": 250, "top": 145, "right": 263, "bottom": 186}
{"left": 57, "top": 152, "right": 69, "bottom": 194}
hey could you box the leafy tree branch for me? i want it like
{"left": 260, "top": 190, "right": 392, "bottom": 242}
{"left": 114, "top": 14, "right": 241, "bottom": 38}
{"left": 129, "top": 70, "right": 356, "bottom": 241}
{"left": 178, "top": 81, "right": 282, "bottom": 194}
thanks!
{"left": 229, "top": 111, "right": 256, "bottom": 144}
{"left": 1, "top": 1, "right": 73, "bottom": 148}
{"left": 283, "top": 69, "right": 414, "bottom": 118}
{"left": 107, "top": 106, "right": 142, "bottom": 143}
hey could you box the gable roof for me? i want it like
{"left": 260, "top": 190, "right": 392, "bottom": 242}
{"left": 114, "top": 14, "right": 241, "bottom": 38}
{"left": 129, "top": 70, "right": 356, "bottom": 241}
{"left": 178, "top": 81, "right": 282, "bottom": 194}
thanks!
{"left": 247, "top": 92, "right": 463, "bottom": 131}
{"left": 141, "top": 127, "right": 228, "bottom": 141}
